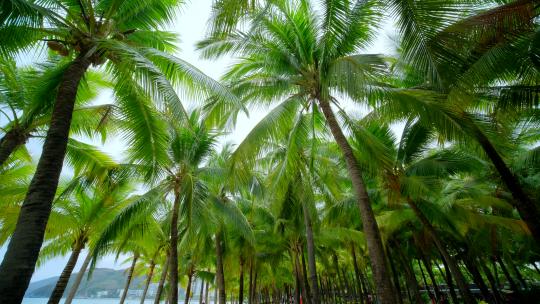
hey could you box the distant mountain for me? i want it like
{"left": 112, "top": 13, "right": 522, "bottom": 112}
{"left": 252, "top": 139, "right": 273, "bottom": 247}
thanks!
{"left": 25, "top": 268, "right": 146, "bottom": 298}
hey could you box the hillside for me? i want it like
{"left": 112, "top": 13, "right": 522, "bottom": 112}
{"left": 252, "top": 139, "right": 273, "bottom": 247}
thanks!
{"left": 25, "top": 268, "right": 146, "bottom": 298}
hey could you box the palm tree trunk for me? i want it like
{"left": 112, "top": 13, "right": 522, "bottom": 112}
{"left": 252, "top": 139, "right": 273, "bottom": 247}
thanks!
{"left": 407, "top": 199, "right": 475, "bottom": 304}
{"left": 185, "top": 265, "right": 194, "bottom": 304}
{"left": 64, "top": 252, "right": 92, "bottom": 304}
{"left": 473, "top": 126, "right": 540, "bottom": 244}
{"left": 462, "top": 255, "right": 491, "bottom": 302}
{"left": 296, "top": 248, "right": 309, "bottom": 304}
{"left": 199, "top": 278, "right": 205, "bottom": 304}
{"left": 253, "top": 267, "right": 258, "bottom": 304}
{"left": 405, "top": 259, "right": 423, "bottom": 304}
{"left": 0, "top": 127, "right": 28, "bottom": 166}
{"left": 215, "top": 230, "right": 226, "bottom": 304}
{"left": 387, "top": 248, "right": 402, "bottom": 304}
{"left": 532, "top": 263, "right": 540, "bottom": 275}
{"left": 292, "top": 251, "right": 301, "bottom": 304}
{"left": 154, "top": 254, "right": 171, "bottom": 304}
{"left": 301, "top": 249, "right": 312, "bottom": 304}
{"left": 47, "top": 242, "right": 84, "bottom": 304}
{"left": 214, "top": 278, "right": 218, "bottom": 304}
{"left": 437, "top": 257, "right": 458, "bottom": 304}
{"left": 249, "top": 258, "right": 254, "bottom": 304}
{"left": 239, "top": 256, "right": 245, "bottom": 304}
{"left": 341, "top": 268, "right": 351, "bottom": 301}
{"left": 141, "top": 260, "right": 156, "bottom": 304}
{"left": 350, "top": 246, "right": 365, "bottom": 304}
{"left": 497, "top": 258, "right": 519, "bottom": 293}
{"left": 394, "top": 244, "right": 422, "bottom": 304}
{"left": 507, "top": 258, "right": 527, "bottom": 289}
{"left": 204, "top": 271, "right": 210, "bottom": 304}
{"left": 0, "top": 54, "right": 91, "bottom": 303}
{"left": 302, "top": 201, "right": 320, "bottom": 304}
{"left": 318, "top": 98, "right": 397, "bottom": 304}
{"left": 170, "top": 187, "right": 181, "bottom": 304}
{"left": 120, "top": 253, "right": 140, "bottom": 304}
{"left": 418, "top": 259, "right": 433, "bottom": 300}
{"left": 331, "top": 254, "right": 344, "bottom": 303}
{"left": 420, "top": 254, "right": 442, "bottom": 303}
{"left": 480, "top": 259, "right": 503, "bottom": 304}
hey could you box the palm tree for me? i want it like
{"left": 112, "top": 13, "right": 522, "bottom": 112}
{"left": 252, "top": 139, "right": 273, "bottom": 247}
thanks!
{"left": 138, "top": 227, "right": 168, "bottom": 304}
{"left": 205, "top": 0, "right": 540, "bottom": 243}
{"left": 0, "top": 153, "right": 34, "bottom": 245}
{"left": 0, "top": 56, "right": 115, "bottom": 167}
{"left": 203, "top": 145, "right": 256, "bottom": 304}
{"left": 0, "top": 1, "right": 236, "bottom": 299}
{"left": 93, "top": 109, "right": 223, "bottom": 304}
{"left": 374, "top": 120, "right": 480, "bottom": 304}
{"left": 0, "top": 142, "right": 131, "bottom": 302}
{"left": 382, "top": 0, "right": 540, "bottom": 243}
{"left": 198, "top": 1, "right": 397, "bottom": 302}
{"left": 352, "top": 115, "right": 534, "bottom": 303}
{"left": 241, "top": 110, "right": 347, "bottom": 304}
{"left": 44, "top": 174, "right": 132, "bottom": 304}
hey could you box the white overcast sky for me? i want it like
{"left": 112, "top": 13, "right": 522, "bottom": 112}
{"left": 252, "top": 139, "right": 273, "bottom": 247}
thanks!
{"left": 0, "top": 0, "right": 397, "bottom": 283}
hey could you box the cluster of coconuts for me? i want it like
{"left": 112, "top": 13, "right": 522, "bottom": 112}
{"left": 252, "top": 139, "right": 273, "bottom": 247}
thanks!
{"left": 46, "top": 21, "right": 133, "bottom": 66}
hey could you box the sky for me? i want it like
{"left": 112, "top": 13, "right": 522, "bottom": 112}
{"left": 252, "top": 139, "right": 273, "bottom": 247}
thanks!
{"left": 0, "top": 0, "right": 397, "bottom": 283}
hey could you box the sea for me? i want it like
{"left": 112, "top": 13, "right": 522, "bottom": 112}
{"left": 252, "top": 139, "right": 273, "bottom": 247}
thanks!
{"left": 23, "top": 299, "right": 209, "bottom": 304}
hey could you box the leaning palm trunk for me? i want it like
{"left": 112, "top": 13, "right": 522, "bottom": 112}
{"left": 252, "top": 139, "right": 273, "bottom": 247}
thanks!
{"left": 291, "top": 250, "right": 301, "bottom": 304}
{"left": 215, "top": 230, "right": 226, "bottom": 304}
{"left": 480, "top": 259, "right": 504, "bottom": 304}
{"left": 407, "top": 199, "right": 475, "bottom": 304}
{"left": 0, "top": 54, "right": 91, "bottom": 303}
{"left": 300, "top": 250, "right": 312, "bottom": 304}
{"left": 418, "top": 259, "right": 433, "bottom": 300}
{"left": 140, "top": 260, "right": 156, "bottom": 304}
{"left": 498, "top": 258, "right": 520, "bottom": 293}
{"left": 394, "top": 243, "right": 422, "bottom": 304}
{"left": 204, "top": 272, "right": 210, "bottom": 304}
{"left": 185, "top": 265, "right": 194, "bottom": 304}
{"left": 318, "top": 98, "right": 397, "bottom": 304}
{"left": 120, "top": 253, "right": 140, "bottom": 304}
{"left": 420, "top": 253, "right": 442, "bottom": 302}
{"left": 64, "top": 253, "right": 92, "bottom": 304}
{"left": 472, "top": 125, "right": 540, "bottom": 244}
{"left": 239, "top": 256, "right": 245, "bottom": 304}
{"left": 199, "top": 278, "right": 205, "bottom": 304}
{"left": 154, "top": 254, "right": 170, "bottom": 304}
{"left": 296, "top": 247, "right": 309, "bottom": 304}
{"left": 302, "top": 201, "right": 320, "bottom": 304}
{"left": 0, "top": 127, "right": 28, "bottom": 166}
{"left": 438, "top": 257, "right": 459, "bottom": 304}
{"left": 387, "top": 248, "right": 403, "bottom": 304}
{"left": 47, "top": 242, "right": 84, "bottom": 304}
{"left": 462, "top": 255, "right": 492, "bottom": 302}
{"left": 169, "top": 188, "right": 181, "bottom": 304}
{"left": 350, "top": 246, "right": 365, "bottom": 304}
{"left": 248, "top": 258, "right": 254, "bottom": 304}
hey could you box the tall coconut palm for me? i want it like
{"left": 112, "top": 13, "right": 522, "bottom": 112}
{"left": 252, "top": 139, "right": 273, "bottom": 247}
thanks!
{"left": 138, "top": 227, "right": 168, "bottom": 304}
{"left": 198, "top": 1, "right": 397, "bottom": 302}
{"left": 353, "top": 115, "right": 534, "bottom": 303}
{"left": 243, "top": 109, "right": 352, "bottom": 304}
{"left": 0, "top": 0, "right": 237, "bottom": 299}
{"left": 202, "top": 145, "right": 256, "bottom": 304}
{"left": 42, "top": 171, "right": 133, "bottom": 304}
{"left": 93, "top": 109, "right": 223, "bottom": 304}
{"left": 0, "top": 56, "right": 115, "bottom": 167}
{"left": 205, "top": 0, "right": 540, "bottom": 244}
{"left": 382, "top": 0, "right": 540, "bottom": 243}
